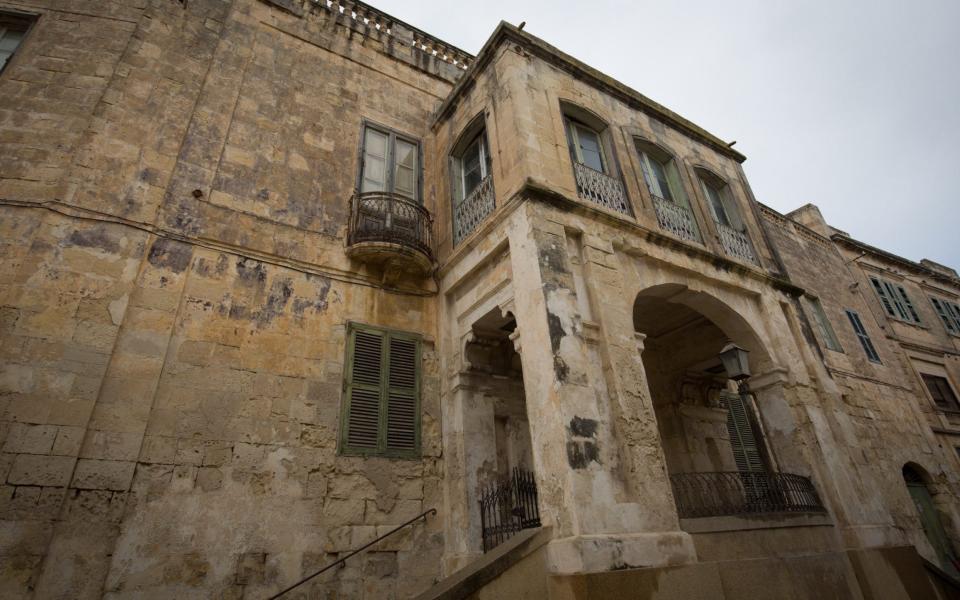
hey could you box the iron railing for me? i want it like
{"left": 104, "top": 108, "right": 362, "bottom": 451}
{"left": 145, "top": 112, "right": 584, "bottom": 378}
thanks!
{"left": 716, "top": 222, "right": 757, "bottom": 265}
{"left": 479, "top": 467, "right": 541, "bottom": 552}
{"left": 670, "top": 471, "right": 825, "bottom": 519}
{"left": 652, "top": 195, "right": 701, "bottom": 243}
{"left": 573, "top": 162, "right": 631, "bottom": 216}
{"left": 453, "top": 174, "right": 494, "bottom": 246}
{"left": 266, "top": 508, "right": 437, "bottom": 599}
{"left": 347, "top": 191, "right": 433, "bottom": 259}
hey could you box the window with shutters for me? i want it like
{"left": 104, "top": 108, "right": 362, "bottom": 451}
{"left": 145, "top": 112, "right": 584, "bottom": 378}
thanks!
{"left": 0, "top": 11, "right": 35, "bottom": 75}
{"left": 805, "top": 296, "right": 843, "bottom": 352}
{"left": 869, "top": 276, "right": 921, "bottom": 324}
{"left": 721, "top": 391, "right": 767, "bottom": 473}
{"left": 930, "top": 297, "right": 960, "bottom": 336}
{"left": 358, "top": 123, "right": 421, "bottom": 202}
{"left": 845, "top": 309, "right": 882, "bottom": 363}
{"left": 340, "top": 323, "right": 421, "bottom": 458}
{"left": 921, "top": 374, "right": 960, "bottom": 412}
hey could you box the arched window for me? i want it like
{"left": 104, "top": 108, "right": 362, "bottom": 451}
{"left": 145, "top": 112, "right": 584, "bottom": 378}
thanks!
{"left": 450, "top": 115, "right": 494, "bottom": 245}
{"left": 635, "top": 140, "right": 700, "bottom": 243}
{"left": 560, "top": 101, "right": 630, "bottom": 215}
{"left": 695, "top": 168, "right": 757, "bottom": 264}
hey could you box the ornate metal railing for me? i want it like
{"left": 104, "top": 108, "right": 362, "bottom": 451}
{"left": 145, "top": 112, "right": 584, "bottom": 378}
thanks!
{"left": 652, "top": 195, "right": 701, "bottom": 243}
{"left": 347, "top": 191, "right": 433, "bottom": 259}
{"left": 573, "top": 162, "right": 631, "bottom": 216}
{"left": 479, "top": 467, "right": 541, "bottom": 552}
{"left": 670, "top": 471, "right": 825, "bottom": 519}
{"left": 453, "top": 174, "right": 494, "bottom": 246}
{"left": 717, "top": 222, "right": 757, "bottom": 265}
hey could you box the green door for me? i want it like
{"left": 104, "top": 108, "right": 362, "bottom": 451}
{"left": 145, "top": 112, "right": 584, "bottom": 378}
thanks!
{"left": 907, "top": 481, "right": 959, "bottom": 576}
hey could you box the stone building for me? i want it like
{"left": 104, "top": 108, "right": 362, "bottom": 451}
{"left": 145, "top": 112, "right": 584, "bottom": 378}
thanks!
{"left": 0, "top": 0, "right": 958, "bottom": 598}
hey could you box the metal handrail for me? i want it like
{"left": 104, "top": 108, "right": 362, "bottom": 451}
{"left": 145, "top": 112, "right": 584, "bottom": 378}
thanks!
{"left": 265, "top": 508, "right": 437, "bottom": 599}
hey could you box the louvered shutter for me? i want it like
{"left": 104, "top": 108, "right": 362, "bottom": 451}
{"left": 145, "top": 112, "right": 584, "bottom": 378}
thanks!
{"left": 895, "top": 285, "right": 921, "bottom": 323}
{"left": 386, "top": 336, "right": 419, "bottom": 453}
{"left": 341, "top": 325, "right": 421, "bottom": 457}
{"left": 723, "top": 391, "right": 765, "bottom": 473}
{"left": 931, "top": 298, "right": 957, "bottom": 334}
{"left": 870, "top": 278, "right": 897, "bottom": 318}
{"left": 846, "top": 309, "right": 881, "bottom": 363}
{"left": 344, "top": 328, "right": 384, "bottom": 451}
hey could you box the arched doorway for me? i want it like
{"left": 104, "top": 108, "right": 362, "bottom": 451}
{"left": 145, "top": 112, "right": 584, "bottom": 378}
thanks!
{"left": 903, "top": 464, "right": 958, "bottom": 576}
{"left": 633, "top": 284, "right": 824, "bottom": 519}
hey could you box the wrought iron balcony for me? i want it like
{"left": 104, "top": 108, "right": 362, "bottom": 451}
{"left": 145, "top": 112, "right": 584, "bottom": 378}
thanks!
{"left": 652, "top": 195, "right": 701, "bottom": 243}
{"left": 573, "top": 162, "right": 631, "bottom": 216}
{"left": 479, "top": 467, "right": 541, "bottom": 552}
{"left": 453, "top": 174, "right": 495, "bottom": 246}
{"left": 717, "top": 223, "right": 758, "bottom": 265}
{"left": 346, "top": 191, "right": 434, "bottom": 274}
{"left": 670, "top": 471, "right": 825, "bottom": 519}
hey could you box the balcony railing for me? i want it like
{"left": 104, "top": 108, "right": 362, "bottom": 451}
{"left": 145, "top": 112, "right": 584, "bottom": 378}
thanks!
{"left": 573, "top": 162, "right": 631, "bottom": 216}
{"left": 348, "top": 191, "right": 433, "bottom": 260}
{"left": 717, "top": 222, "right": 758, "bottom": 265}
{"left": 652, "top": 195, "right": 701, "bottom": 243}
{"left": 670, "top": 471, "right": 826, "bottom": 519}
{"left": 453, "top": 174, "right": 494, "bottom": 246}
{"left": 479, "top": 467, "right": 541, "bottom": 552}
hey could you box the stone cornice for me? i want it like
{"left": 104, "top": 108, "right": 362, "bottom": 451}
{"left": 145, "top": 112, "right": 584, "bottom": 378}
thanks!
{"left": 832, "top": 234, "right": 960, "bottom": 289}
{"left": 432, "top": 22, "right": 746, "bottom": 163}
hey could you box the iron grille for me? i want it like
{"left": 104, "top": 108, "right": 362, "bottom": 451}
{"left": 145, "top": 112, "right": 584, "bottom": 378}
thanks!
{"left": 670, "top": 471, "right": 826, "bottom": 519}
{"left": 572, "top": 161, "right": 631, "bottom": 216}
{"left": 716, "top": 222, "right": 758, "bottom": 265}
{"left": 479, "top": 467, "right": 541, "bottom": 552}
{"left": 347, "top": 191, "right": 433, "bottom": 259}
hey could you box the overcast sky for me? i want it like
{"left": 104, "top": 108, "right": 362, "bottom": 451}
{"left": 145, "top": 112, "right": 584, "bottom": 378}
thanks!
{"left": 373, "top": 0, "right": 960, "bottom": 268}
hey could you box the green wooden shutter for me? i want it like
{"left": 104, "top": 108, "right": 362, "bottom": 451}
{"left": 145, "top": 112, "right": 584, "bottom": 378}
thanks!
{"left": 896, "top": 285, "right": 921, "bottom": 323}
{"left": 344, "top": 328, "right": 384, "bottom": 452}
{"left": 723, "top": 391, "right": 765, "bottom": 473}
{"left": 931, "top": 298, "right": 956, "bottom": 334}
{"left": 341, "top": 324, "right": 421, "bottom": 457}
{"left": 846, "top": 309, "right": 881, "bottom": 363}
{"left": 870, "top": 277, "right": 897, "bottom": 318}
{"left": 386, "top": 335, "right": 420, "bottom": 455}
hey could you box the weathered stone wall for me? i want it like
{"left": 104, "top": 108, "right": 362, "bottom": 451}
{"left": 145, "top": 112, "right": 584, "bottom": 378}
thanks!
{"left": 0, "top": 0, "right": 457, "bottom": 597}
{"left": 759, "top": 205, "right": 960, "bottom": 563}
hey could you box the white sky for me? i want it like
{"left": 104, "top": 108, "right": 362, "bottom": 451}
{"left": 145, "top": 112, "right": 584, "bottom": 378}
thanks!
{"left": 371, "top": 0, "right": 960, "bottom": 268}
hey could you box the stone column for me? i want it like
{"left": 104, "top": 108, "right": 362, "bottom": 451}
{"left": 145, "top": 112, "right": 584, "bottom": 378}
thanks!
{"left": 505, "top": 204, "right": 695, "bottom": 574}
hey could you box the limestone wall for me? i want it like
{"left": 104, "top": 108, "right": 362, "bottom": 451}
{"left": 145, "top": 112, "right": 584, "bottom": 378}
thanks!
{"left": 0, "top": 0, "right": 456, "bottom": 597}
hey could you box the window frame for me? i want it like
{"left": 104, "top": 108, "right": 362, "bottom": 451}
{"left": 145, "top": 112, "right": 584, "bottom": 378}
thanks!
{"left": 696, "top": 169, "right": 745, "bottom": 232}
{"left": 0, "top": 10, "right": 38, "bottom": 77}
{"left": 921, "top": 373, "right": 960, "bottom": 413}
{"left": 564, "top": 116, "right": 608, "bottom": 174}
{"left": 845, "top": 309, "right": 882, "bottom": 363}
{"left": 356, "top": 121, "right": 423, "bottom": 204}
{"left": 339, "top": 322, "right": 422, "bottom": 459}
{"left": 869, "top": 275, "right": 922, "bottom": 325}
{"left": 451, "top": 129, "right": 491, "bottom": 205}
{"left": 930, "top": 297, "right": 960, "bottom": 336}
{"left": 634, "top": 140, "right": 687, "bottom": 206}
{"left": 806, "top": 296, "right": 843, "bottom": 353}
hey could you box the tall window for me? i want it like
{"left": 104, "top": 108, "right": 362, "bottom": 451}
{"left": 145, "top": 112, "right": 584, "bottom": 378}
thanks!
{"left": 359, "top": 124, "right": 420, "bottom": 202}
{"left": 1, "top": 12, "right": 35, "bottom": 74}
{"left": 722, "top": 391, "right": 767, "bottom": 473}
{"left": 845, "top": 309, "right": 881, "bottom": 363}
{"left": 806, "top": 297, "right": 843, "bottom": 352}
{"left": 565, "top": 118, "right": 606, "bottom": 173}
{"left": 699, "top": 176, "right": 743, "bottom": 231}
{"left": 340, "top": 323, "right": 421, "bottom": 458}
{"left": 930, "top": 297, "right": 960, "bottom": 336}
{"left": 454, "top": 131, "right": 490, "bottom": 204}
{"left": 637, "top": 146, "right": 684, "bottom": 204}
{"left": 922, "top": 374, "right": 960, "bottom": 412}
{"left": 869, "top": 276, "right": 921, "bottom": 324}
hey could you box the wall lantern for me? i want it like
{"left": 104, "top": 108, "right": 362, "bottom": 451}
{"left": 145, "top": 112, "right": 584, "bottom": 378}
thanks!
{"left": 719, "top": 341, "right": 751, "bottom": 382}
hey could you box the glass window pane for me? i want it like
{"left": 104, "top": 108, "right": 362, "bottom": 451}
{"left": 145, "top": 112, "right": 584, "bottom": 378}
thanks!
{"left": 361, "top": 128, "right": 388, "bottom": 193}
{"left": 396, "top": 140, "right": 416, "bottom": 169}
{"left": 576, "top": 125, "right": 604, "bottom": 172}
{"left": 461, "top": 136, "right": 484, "bottom": 198}
{"left": 648, "top": 155, "right": 673, "bottom": 202}
{"left": 705, "top": 183, "right": 730, "bottom": 227}
{"left": 395, "top": 165, "right": 415, "bottom": 198}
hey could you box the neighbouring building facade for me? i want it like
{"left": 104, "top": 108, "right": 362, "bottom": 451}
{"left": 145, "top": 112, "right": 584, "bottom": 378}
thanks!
{"left": 1, "top": 1, "right": 959, "bottom": 599}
